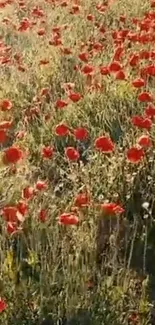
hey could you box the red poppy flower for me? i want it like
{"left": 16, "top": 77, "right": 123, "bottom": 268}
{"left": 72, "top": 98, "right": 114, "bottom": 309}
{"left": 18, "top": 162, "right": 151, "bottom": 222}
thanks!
{"left": 129, "top": 53, "right": 139, "bottom": 66}
{"left": 100, "top": 202, "right": 124, "bottom": 216}
{"left": 22, "top": 186, "right": 34, "bottom": 200}
{"left": 35, "top": 181, "right": 48, "bottom": 191}
{"left": 74, "top": 193, "right": 90, "bottom": 207}
{"left": 0, "top": 298, "right": 7, "bottom": 313}
{"left": 144, "top": 104, "right": 155, "bottom": 118}
{"left": 39, "top": 209, "right": 47, "bottom": 222}
{"left": 144, "top": 65, "right": 155, "bottom": 76}
{"left": 108, "top": 61, "right": 122, "bottom": 72}
{"left": 132, "top": 78, "right": 145, "bottom": 88}
{"left": 0, "top": 99, "right": 12, "bottom": 111}
{"left": 81, "top": 64, "right": 94, "bottom": 75}
{"left": 137, "top": 135, "right": 152, "bottom": 148}
{"left": 17, "top": 200, "right": 28, "bottom": 216}
{"left": 115, "top": 70, "right": 126, "bottom": 80}
{"left": 55, "top": 99, "right": 68, "bottom": 109}
{"left": 73, "top": 127, "right": 88, "bottom": 140}
{"left": 131, "top": 115, "right": 152, "bottom": 129}
{"left": 95, "top": 136, "right": 115, "bottom": 153}
{"left": 138, "top": 92, "right": 153, "bottom": 102}
{"left": 0, "top": 129, "right": 7, "bottom": 143}
{"left": 127, "top": 147, "right": 145, "bottom": 163}
{"left": 78, "top": 52, "right": 89, "bottom": 62}
{"left": 100, "top": 66, "right": 109, "bottom": 75}
{"left": 2, "top": 206, "right": 18, "bottom": 222}
{"left": 3, "top": 146, "right": 23, "bottom": 164}
{"left": 113, "top": 46, "right": 124, "bottom": 61}
{"left": 58, "top": 212, "right": 79, "bottom": 225}
{"left": 65, "top": 147, "right": 80, "bottom": 161}
{"left": 6, "top": 222, "right": 17, "bottom": 234}
{"left": 87, "top": 14, "right": 94, "bottom": 21}
{"left": 41, "top": 146, "right": 54, "bottom": 159}
{"left": 55, "top": 123, "right": 69, "bottom": 136}
{"left": 68, "top": 92, "right": 82, "bottom": 102}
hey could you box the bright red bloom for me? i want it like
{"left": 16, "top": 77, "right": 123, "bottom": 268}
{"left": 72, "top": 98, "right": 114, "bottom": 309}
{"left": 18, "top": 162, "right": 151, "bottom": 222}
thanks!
{"left": 39, "top": 209, "right": 47, "bottom": 222}
{"left": 18, "top": 18, "right": 31, "bottom": 32}
{"left": 0, "top": 129, "right": 7, "bottom": 143}
{"left": 127, "top": 147, "right": 145, "bottom": 163}
{"left": 73, "top": 127, "right": 88, "bottom": 140}
{"left": 22, "top": 186, "right": 34, "bottom": 200}
{"left": 55, "top": 99, "right": 68, "bottom": 109}
{"left": 55, "top": 123, "right": 69, "bottom": 136}
{"left": 144, "top": 104, "right": 155, "bottom": 118}
{"left": 41, "top": 146, "right": 54, "bottom": 159}
{"left": 138, "top": 92, "right": 153, "bottom": 102}
{"left": 115, "top": 70, "right": 126, "bottom": 80}
{"left": 132, "top": 78, "right": 145, "bottom": 88}
{"left": 68, "top": 92, "right": 82, "bottom": 102}
{"left": 100, "top": 66, "right": 109, "bottom": 75}
{"left": 2, "top": 206, "right": 18, "bottom": 222}
{"left": 81, "top": 64, "right": 94, "bottom": 75}
{"left": 17, "top": 200, "right": 28, "bottom": 216}
{"left": 131, "top": 116, "right": 152, "bottom": 129}
{"left": 65, "top": 147, "right": 80, "bottom": 161}
{"left": 113, "top": 46, "right": 124, "bottom": 61}
{"left": 95, "top": 136, "right": 115, "bottom": 153}
{"left": 144, "top": 65, "right": 155, "bottom": 77}
{"left": 58, "top": 212, "right": 79, "bottom": 225}
{"left": 35, "top": 181, "right": 48, "bottom": 191}
{"left": 74, "top": 193, "right": 90, "bottom": 207}
{"left": 7, "top": 222, "right": 17, "bottom": 235}
{"left": 0, "top": 298, "right": 7, "bottom": 313}
{"left": 137, "top": 135, "right": 152, "bottom": 148}
{"left": 78, "top": 52, "right": 89, "bottom": 62}
{"left": 0, "top": 99, "right": 12, "bottom": 111}
{"left": 129, "top": 53, "right": 139, "bottom": 66}
{"left": 3, "top": 146, "right": 23, "bottom": 164}
{"left": 100, "top": 202, "right": 124, "bottom": 216}
{"left": 108, "top": 61, "right": 122, "bottom": 72}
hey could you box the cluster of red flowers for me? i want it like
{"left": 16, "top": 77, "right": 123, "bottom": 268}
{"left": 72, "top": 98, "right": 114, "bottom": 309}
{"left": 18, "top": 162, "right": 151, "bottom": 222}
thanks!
{"left": 0, "top": 0, "right": 155, "bottom": 315}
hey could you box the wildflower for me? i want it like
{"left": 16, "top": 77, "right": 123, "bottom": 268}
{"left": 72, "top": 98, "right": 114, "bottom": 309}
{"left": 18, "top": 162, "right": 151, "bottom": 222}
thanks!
{"left": 35, "top": 181, "right": 48, "bottom": 191}
{"left": 74, "top": 193, "right": 90, "bottom": 207}
{"left": 0, "top": 99, "right": 12, "bottom": 111}
{"left": 65, "top": 147, "right": 80, "bottom": 161}
{"left": 100, "top": 202, "right": 124, "bottom": 215}
{"left": 73, "top": 127, "right": 88, "bottom": 140}
{"left": 55, "top": 124, "right": 69, "bottom": 136}
{"left": 127, "top": 147, "right": 145, "bottom": 163}
{"left": 138, "top": 92, "right": 153, "bottom": 102}
{"left": 68, "top": 92, "right": 82, "bottom": 102}
{"left": 58, "top": 212, "right": 79, "bottom": 225}
{"left": 131, "top": 116, "right": 152, "bottom": 129}
{"left": 41, "top": 146, "right": 54, "bottom": 159}
{"left": 0, "top": 299, "right": 7, "bottom": 313}
{"left": 22, "top": 186, "right": 34, "bottom": 200}
{"left": 137, "top": 135, "right": 152, "bottom": 148}
{"left": 2, "top": 146, "right": 23, "bottom": 164}
{"left": 95, "top": 136, "right": 115, "bottom": 153}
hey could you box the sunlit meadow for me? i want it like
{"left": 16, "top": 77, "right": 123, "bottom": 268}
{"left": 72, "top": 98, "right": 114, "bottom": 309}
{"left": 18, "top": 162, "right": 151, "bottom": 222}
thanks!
{"left": 0, "top": 0, "right": 155, "bottom": 324}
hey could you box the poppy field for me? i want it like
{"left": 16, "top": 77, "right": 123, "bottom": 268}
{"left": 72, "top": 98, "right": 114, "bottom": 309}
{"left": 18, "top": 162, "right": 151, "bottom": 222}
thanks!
{"left": 1, "top": 0, "right": 155, "bottom": 324}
